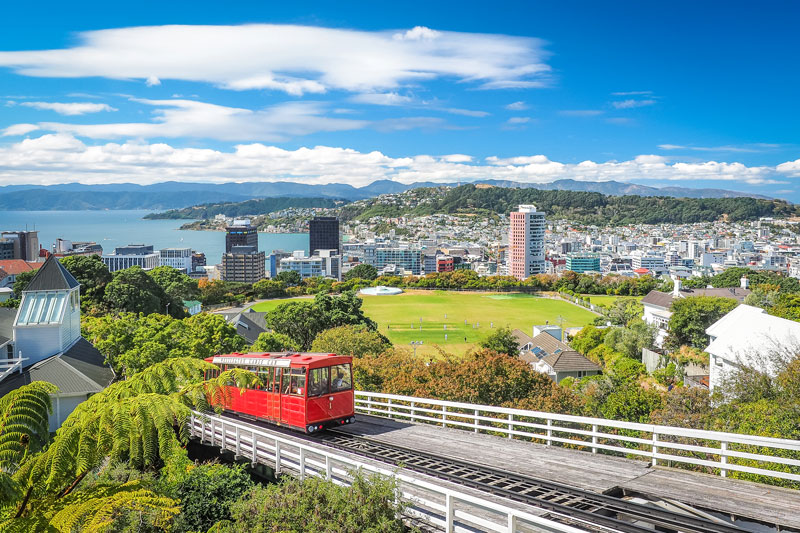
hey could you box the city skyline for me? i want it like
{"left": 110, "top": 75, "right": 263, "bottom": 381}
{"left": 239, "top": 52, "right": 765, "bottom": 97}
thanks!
{"left": 0, "top": 1, "right": 798, "bottom": 200}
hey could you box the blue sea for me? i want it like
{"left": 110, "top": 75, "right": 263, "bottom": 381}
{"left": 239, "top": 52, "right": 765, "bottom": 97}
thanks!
{"left": 0, "top": 210, "right": 308, "bottom": 264}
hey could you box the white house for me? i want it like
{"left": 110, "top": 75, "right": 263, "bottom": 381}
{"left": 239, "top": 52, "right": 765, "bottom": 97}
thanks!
{"left": 0, "top": 256, "right": 115, "bottom": 430}
{"left": 705, "top": 304, "right": 800, "bottom": 392}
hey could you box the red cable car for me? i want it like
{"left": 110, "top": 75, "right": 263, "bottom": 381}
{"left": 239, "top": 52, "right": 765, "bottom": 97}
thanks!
{"left": 204, "top": 352, "right": 356, "bottom": 433}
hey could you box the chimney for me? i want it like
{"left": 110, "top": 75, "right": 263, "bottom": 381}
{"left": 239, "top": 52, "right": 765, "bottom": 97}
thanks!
{"left": 741, "top": 276, "right": 749, "bottom": 290}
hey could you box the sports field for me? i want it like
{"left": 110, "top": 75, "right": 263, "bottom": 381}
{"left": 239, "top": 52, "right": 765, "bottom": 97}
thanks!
{"left": 250, "top": 290, "right": 598, "bottom": 356}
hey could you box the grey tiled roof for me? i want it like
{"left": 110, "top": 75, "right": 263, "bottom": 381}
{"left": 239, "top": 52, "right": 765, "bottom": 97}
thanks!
{"left": 24, "top": 256, "right": 79, "bottom": 292}
{"left": 540, "top": 350, "right": 601, "bottom": 372}
{"left": 0, "top": 338, "right": 114, "bottom": 396}
{"left": 232, "top": 311, "right": 268, "bottom": 344}
{"left": 642, "top": 287, "right": 751, "bottom": 310}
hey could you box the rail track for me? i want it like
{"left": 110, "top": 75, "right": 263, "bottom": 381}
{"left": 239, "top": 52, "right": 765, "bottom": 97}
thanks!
{"left": 315, "top": 429, "right": 751, "bottom": 533}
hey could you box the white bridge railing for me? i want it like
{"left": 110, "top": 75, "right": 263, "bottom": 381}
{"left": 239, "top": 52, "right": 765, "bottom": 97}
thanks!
{"left": 189, "top": 412, "right": 613, "bottom": 533}
{"left": 355, "top": 391, "right": 800, "bottom": 484}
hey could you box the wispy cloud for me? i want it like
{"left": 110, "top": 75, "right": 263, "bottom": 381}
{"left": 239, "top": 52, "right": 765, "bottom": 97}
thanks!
{"left": 505, "top": 101, "right": 529, "bottom": 110}
{"left": 611, "top": 99, "right": 656, "bottom": 109}
{"left": 506, "top": 117, "right": 530, "bottom": 124}
{"left": 19, "top": 101, "right": 117, "bottom": 115}
{"left": 350, "top": 92, "right": 489, "bottom": 117}
{"left": 659, "top": 143, "right": 776, "bottom": 153}
{"left": 559, "top": 109, "right": 603, "bottom": 117}
{"left": 0, "top": 24, "right": 551, "bottom": 95}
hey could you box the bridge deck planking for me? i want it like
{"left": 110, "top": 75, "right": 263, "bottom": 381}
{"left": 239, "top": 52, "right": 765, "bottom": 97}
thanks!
{"left": 342, "top": 415, "right": 800, "bottom": 527}
{"left": 205, "top": 414, "right": 583, "bottom": 533}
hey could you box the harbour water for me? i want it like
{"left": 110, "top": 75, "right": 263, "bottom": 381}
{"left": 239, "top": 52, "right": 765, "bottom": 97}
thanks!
{"left": 0, "top": 210, "right": 308, "bottom": 264}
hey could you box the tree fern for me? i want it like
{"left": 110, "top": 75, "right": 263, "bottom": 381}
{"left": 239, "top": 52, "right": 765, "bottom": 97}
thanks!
{"left": 0, "top": 480, "right": 178, "bottom": 533}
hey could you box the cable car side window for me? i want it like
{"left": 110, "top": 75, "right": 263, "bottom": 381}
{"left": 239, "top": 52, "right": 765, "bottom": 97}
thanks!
{"left": 286, "top": 368, "right": 307, "bottom": 396}
{"left": 330, "top": 364, "right": 352, "bottom": 393}
{"left": 308, "top": 367, "right": 329, "bottom": 397}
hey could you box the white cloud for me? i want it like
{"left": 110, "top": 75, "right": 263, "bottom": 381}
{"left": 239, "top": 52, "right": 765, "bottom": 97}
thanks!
{"left": 506, "top": 117, "right": 530, "bottom": 124}
{"left": 2, "top": 123, "right": 39, "bottom": 136}
{"left": 612, "top": 99, "right": 656, "bottom": 109}
{"left": 0, "top": 24, "right": 551, "bottom": 95}
{"left": 19, "top": 101, "right": 117, "bottom": 115}
{"left": 777, "top": 159, "right": 800, "bottom": 177}
{"left": 0, "top": 134, "right": 790, "bottom": 187}
{"left": 374, "top": 117, "right": 445, "bottom": 132}
{"left": 7, "top": 98, "right": 368, "bottom": 142}
{"left": 559, "top": 109, "right": 603, "bottom": 117}
{"left": 505, "top": 101, "right": 528, "bottom": 110}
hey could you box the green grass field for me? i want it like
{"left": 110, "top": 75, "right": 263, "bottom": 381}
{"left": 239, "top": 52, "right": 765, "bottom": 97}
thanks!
{"left": 250, "top": 291, "right": 598, "bottom": 356}
{"left": 578, "top": 294, "right": 643, "bottom": 308}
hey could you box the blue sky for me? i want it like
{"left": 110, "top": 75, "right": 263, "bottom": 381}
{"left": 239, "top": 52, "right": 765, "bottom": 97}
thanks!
{"left": 0, "top": 0, "right": 798, "bottom": 199}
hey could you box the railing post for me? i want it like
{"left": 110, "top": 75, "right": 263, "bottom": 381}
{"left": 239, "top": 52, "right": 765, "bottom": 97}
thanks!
{"left": 388, "top": 398, "right": 393, "bottom": 418}
{"left": 720, "top": 441, "right": 728, "bottom": 478}
{"left": 474, "top": 409, "right": 480, "bottom": 433}
{"left": 445, "top": 493, "right": 454, "bottom": 533}
{"left": 325, "top": 455, "right": 332, "bottom": 480}
{"left": 652, "top": 432, "right": 659, "bottom": 467}
{"left": 210, "top": 419, "right": 214, "bottom": 447}
{"left": 410, "top": 401, "right": 416, "bottom": 423}
{"left": 235, "top": 426, "right": 241, "bottom": 457}
{"left": 299, "top": 448, "right": 306, "bottom": 480}
{"left": 546, "top": 418, "right": 552, "bottom": 446}
{"left": 251, "top": 433, "right": 257, "bottom": 463}
{"left": 507, "top": 414, "right": 513, "bottom": 439}
{"left": 274, "top": 441, "right": 282, "bottom": 475}
{"left": 442, "top": 405, "right": 447, "bottom": 428}
{"left": 507, "top": 513, "right": 517, "bottom": 533}
{"left": 592, "top": 424, "right": 598, "bottom": 454}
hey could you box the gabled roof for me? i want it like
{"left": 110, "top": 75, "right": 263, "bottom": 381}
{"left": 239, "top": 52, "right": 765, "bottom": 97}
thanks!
{"left": 705, "top": 304, "right": 800, "bottom": 372}
{"left": 540, "top": 350, "right": 601, "bottom": 372}
{"left": 231, "top": 310, "right": 268, "bottom": 344}
{"left": 23, "top": 256, "right": 79, "bottom": 292}
{"left": 0, "top": 260, "right": 40, "bottom": 276}
{"left": 642, "top": 287, "right": 751, "bottom": 310}
{"left": 0, "top": 337, "right": 114, "bottom": 397}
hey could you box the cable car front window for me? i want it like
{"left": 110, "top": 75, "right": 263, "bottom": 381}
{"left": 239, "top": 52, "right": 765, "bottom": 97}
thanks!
{"left": 286, "top": 368, "right": 306, "bottom": 396}
{"left": 330, "top": 364, "right": 352, "bottom": 393}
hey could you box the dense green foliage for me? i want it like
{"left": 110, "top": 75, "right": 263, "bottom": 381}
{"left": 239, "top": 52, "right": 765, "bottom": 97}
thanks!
{"left": 344, "top": 263, "right": 378, "bottom": 281}
{"left": 251, "top": 331, "right": 300, "bottom": 352}
{"left": 213, "top": 472, "right": 409, "bottom": 533}
{"left": 340, "top": 185, "right": 798, "bottom": 225}
{"left": 265, "top": 291, "right": 377, "bottom": 349}
{"left": 172, "top": 463, "right": 254, "bottom": 532}
{"left": 665, "top": 296, "right": 739, "bottom": 350}
{"left": 144, "top": 197, "right": 343, "bottom": 219}
{"left": 274, "top": 270, "right": 302, "bottom": 287}
{"left": 478, "top": 326, "right": 520, "bottom": 356}
{"left": 83, "top": 312, "right": 246, "bottom": 377}
{"left": 310, "top": 324, "right": 391, "bottom": 358}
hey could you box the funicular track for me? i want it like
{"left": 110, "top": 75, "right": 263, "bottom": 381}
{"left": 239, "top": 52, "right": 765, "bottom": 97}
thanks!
{"left": 314, "top": 428, "right": 750, "bottom": 533}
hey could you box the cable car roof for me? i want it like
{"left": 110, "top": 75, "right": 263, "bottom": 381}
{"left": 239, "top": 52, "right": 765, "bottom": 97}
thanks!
{"left": 209, "top": 352, "right": 343, "bottom": 368}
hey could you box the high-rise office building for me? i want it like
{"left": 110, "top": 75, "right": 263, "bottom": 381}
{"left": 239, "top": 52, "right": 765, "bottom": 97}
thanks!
{"left": 101, "top": 244, "right": 160, "bottom": 272}
{"left": 309, "top": 217, "right": 340, "bottom": 255}
{"left": 0, "top": 240, "right": 14, "bottom": 260}
{"left": 1, "top": 231, "right": 39, "bottom": 261}
{"left": 225, "top": 219, "right": 258, "bottom": 253}
{"left": 221, "top": 245, "right": 265, "bottom": 283}
{"left": 508, "top": 205, "right": 546, "bottom": 281}
{"left": 159, "top": 248, "right": 193, "bottom": 272}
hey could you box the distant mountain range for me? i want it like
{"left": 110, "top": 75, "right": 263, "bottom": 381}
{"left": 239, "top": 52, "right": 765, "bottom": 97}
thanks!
{"left": 0, "top": 179, "right": 771, "bottom": 211}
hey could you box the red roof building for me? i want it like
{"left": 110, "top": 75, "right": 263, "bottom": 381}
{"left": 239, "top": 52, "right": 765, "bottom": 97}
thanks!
{"left": 0, "top": 260, "right": 41, "bottom": 276}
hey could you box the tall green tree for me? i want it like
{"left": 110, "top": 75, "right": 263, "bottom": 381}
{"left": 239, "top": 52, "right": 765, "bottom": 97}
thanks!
{"left": 104, "top": 266, "right": 182, "bottom": 317}
{"left": 59, "top": 255, "right": 112, "bottom": 308}
{"left": 478, "top": 326, "right": 519, "bottom": 356}
{"left": 310, "top": 325, "right": 390, "bottom": 358}
{"left": 665, "top": 296, "right": 738, "bottom": 350}
{"left": 343, "top": 263, "right": 378, "bottom": 281}
{"left": 147, "top": 265, "right": 200, "bottom": 303}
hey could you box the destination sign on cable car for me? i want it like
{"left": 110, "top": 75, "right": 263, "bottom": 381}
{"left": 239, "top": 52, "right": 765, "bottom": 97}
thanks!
{"left": 212, "top": 356, "right": 292, "bottom": 367}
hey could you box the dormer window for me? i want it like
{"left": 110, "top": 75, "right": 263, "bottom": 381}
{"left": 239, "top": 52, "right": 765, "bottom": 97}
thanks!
{"left": 17, "top": 291, "right": 67, "bottom": 325}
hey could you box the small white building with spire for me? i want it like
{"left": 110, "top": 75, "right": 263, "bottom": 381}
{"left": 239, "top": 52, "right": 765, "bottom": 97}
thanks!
{"left": 0, "top": 256, "right": 115, "bottom": 430}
